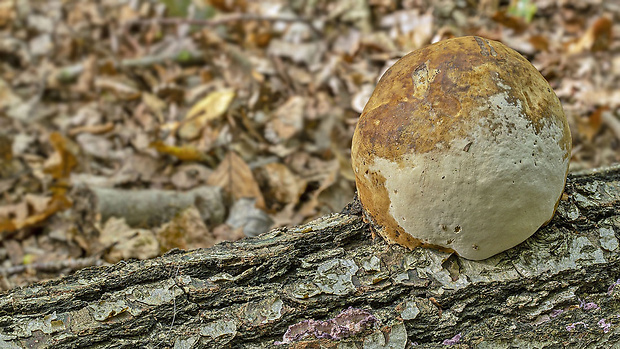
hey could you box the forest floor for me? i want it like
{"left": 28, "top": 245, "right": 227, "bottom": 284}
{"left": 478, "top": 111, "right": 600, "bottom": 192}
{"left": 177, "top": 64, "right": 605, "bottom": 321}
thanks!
{"left": 0, "top": 0, "right": 618, "bottom": 289}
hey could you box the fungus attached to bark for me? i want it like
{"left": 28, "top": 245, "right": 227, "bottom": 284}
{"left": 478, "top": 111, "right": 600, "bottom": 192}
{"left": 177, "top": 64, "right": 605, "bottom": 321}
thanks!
{"left": 351, "top": 36, "right": 571, "bottom": 260}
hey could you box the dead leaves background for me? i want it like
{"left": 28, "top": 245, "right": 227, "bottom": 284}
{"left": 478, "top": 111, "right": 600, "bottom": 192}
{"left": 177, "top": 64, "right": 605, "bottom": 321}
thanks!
{"left": 0, "top": 0, "right": 618, "bottom": 288}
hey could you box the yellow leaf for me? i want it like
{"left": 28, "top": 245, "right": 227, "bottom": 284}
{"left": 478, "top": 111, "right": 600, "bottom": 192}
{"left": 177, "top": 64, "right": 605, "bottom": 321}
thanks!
{"left": 179, "top": 89, "right": 236, "bottom": 140}
{"left": 150, "top": 140, "right": 208, "bottom": 162}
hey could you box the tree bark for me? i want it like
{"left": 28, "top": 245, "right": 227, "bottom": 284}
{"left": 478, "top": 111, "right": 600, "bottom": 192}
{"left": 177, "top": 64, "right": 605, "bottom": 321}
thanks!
{"left": 0, "top": 165, "right": 619, "bottom": 349}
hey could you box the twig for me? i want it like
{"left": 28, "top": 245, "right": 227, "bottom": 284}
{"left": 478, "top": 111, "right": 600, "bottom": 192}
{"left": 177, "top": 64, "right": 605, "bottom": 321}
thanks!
{"left": 129, "top": 13, "right": 322, "bottom": 37}
{"left": 55, "top": 49, "right": 205, "bottom": 83}
{"left": 0, "top": 257, "right": 106, "bottom": 276}
{"left": 157, "top": 266, "right": 181, "bottom": 347}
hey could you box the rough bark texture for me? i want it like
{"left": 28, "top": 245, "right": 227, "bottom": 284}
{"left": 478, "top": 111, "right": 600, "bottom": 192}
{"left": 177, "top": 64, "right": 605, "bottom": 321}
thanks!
{"left": 0, "top": 166, "right": 619, "bottom": 349}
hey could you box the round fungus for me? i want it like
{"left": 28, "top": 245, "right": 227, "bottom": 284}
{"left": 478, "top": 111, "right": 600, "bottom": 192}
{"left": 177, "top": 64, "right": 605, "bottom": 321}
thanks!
{"left": 351, "top": 36, "right": 571, "bottom": 260}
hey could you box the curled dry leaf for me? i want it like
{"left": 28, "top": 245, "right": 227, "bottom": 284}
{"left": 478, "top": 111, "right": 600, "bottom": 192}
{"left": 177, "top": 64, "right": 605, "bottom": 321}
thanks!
{"left": 0, "top": 193, "right": 72, "bottom": 233}
{"left": 74, "top": 55, "right": 97, "bottom": 94}
{"left": 43, "top": 132, "right": 78, "bottom": 181}
{"left": 566, "top": 16, "right": 612, "bottom": 55}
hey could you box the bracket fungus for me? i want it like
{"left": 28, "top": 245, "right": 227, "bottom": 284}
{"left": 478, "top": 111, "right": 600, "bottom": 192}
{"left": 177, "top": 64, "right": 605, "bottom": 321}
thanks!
{"left": 351, "top": 36, "right": 571, "bottom": 260}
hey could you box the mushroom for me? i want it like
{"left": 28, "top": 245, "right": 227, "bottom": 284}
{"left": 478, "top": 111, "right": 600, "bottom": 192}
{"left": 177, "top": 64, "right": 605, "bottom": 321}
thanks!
{"left": 351, "top": 36, "right": 571, "bottom": 260}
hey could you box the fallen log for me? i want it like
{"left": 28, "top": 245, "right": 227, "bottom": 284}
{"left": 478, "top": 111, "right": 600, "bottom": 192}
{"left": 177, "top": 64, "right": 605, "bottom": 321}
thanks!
{"left": 0, "top": 165, "right": 619, "bottom": 348}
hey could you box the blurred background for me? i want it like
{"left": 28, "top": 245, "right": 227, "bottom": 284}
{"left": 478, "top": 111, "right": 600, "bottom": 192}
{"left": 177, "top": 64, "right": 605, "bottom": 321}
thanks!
{"left": 0, "top": 0, "right": 618, "bottom": 288}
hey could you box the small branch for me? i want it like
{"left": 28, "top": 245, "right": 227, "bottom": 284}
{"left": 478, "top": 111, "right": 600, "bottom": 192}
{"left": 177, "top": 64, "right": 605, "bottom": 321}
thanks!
{"left": 55, "top": 49, "right": 205, "bottom": 83}
{"left": 0, "top": 257, "right": 105, "bottom": 276}
{"left": 129, "top": 13, "right": 322, "bottom": 37}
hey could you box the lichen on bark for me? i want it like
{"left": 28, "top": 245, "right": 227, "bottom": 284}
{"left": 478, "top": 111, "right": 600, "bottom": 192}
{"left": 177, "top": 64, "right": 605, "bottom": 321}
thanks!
{"left": 0, "top": 165, "right": 618, "bottom": 348}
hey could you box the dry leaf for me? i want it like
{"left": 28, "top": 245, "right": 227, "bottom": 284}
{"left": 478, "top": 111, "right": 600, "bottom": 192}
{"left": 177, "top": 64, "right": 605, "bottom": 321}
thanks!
{"left": 491, "top": 10, "right": 527, "bottom": 32}
{"left": 0, "top": 79, "right": 22, "bottom": 110}
{"left": 24, "top": 194, "right": 51, "bottom": 213}
{"left": 382, "top": 9, "right": 433, "bottom": 50}
{"left": 187, "top": 89, "right": 236, "bottom": 122}
{"left": 265, "top": 96, "right": 305, "bottom": 143}
{"left": 99, "top": 217, "right": 160, "bottom": 263}
{"left": 267, "top": 40, "right": 325, "bottom": 66}
{"left": 94, "top": 77, "right": 141, "bottom": 100}
{"left": 602, "top": 111, "right": 620, "bottom": 142}
{"left": 18, "top": 194, "right": 72, "bottom": 230}
{"left": 0, "top": 194, "right": 71, "bottom": 233}
{"left": 4, "top": 240, "right": 23, "bottom": 266}
{"left": 74, "top": 55, "right": 97, "bottom": 94}
{"left": 43, "top": 132, "right": 78, "bottom": 181}
{"left": 141, "top": 92, "right": 167, "bottom": 122}
{"left": 68, "top": 122, "right": 115, "bottom": 136}
{"left": 212, "top": 223, "right": 245, "bottom": 244}
{"left": 179, "top": 88, "right": 236, "bottom": 140}
{"left": 108, "top": 153, "right": 165, "bottom": 185}
{"left": 75, "top": 133, "right": 121, "bottom": 160}
{"left": 577, "top": 106, "right": 607, "bottom": 142}
{"left": 335, "top": 149, "right": 355, "bottom": 182}
{"left": 351, "top": 84, "right": 374, "bottom": 113}
{"left": 150, "top": 140, "right": 209, "bottom": 162}
{"left": 0, "top": 133, "right": 11, "bottom": 161}
{"left": 529, "top": 35, "right": 549, "bottom": 52}
{"left": 156, "top": 206, "right": 215, "bottom": 253}
{"left": 226, "top": 198, "right": 273, "bottom": 237}
{"left": 207, "top": 151, "right": 266, "bottom": 209}
{"left": 0, "top": 1, "right": 14, "bottom": 26}
{"left": 255, "top": 163, "right": 306, "bottom": 207}
{"left": 0, "top": 202, "right": 28, "bottom": 228}
{"left": 171, "top": 164, "right": 213, "bottom": 190}
{"left": 566, "top": 16, "right": 613, "bottom": 54}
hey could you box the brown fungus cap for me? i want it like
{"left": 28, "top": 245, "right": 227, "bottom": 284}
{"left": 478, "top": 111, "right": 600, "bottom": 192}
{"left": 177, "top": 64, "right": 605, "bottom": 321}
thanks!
{"left": 351, "top": 36, "right": 571, "bottom": 260}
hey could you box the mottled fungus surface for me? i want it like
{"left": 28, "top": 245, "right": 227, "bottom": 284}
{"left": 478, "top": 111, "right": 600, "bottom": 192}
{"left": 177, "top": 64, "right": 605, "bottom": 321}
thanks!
{"left": 351, "top": 36, "right": 571, "bottom": 260}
